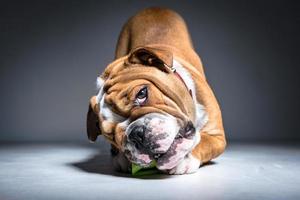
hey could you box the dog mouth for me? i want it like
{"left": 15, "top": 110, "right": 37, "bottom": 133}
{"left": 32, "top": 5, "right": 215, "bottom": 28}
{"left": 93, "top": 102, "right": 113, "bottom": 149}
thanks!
{"left": 156, "top": 135, "right": 195, "bottom": 170}
{"left": 153, "top": 122, "right": 195, "bottom": 158}
{"left": 124, "top": 121, "right": 196, "bottom": 169}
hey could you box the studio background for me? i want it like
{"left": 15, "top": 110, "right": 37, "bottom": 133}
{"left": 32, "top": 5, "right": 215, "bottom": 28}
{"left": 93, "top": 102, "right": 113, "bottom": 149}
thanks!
{"left": 1, "top": 0, "right": 299, "bottom": 144}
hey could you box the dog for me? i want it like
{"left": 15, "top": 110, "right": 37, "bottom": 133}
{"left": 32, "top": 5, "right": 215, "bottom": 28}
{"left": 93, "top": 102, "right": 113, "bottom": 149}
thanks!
{"left": 86, "top": 7, "right": 226, "bottom": 175}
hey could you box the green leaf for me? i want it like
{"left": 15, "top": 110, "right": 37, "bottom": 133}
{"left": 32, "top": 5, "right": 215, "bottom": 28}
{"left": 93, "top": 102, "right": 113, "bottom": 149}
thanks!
{"left": 131, "top": 160, "right": 159, "bottom": 176}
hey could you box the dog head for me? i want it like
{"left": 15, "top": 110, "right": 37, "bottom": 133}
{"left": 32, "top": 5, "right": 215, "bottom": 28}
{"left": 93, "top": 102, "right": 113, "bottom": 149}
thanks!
{"left": 87, "top": 46, "right": 208, "bottom": 170}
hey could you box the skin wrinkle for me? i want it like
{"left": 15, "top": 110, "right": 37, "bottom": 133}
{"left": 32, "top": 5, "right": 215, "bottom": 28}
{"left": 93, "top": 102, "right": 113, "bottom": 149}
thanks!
{"left": 130, "top": 106, "right": 166, "bottom": 121}
{"left": 107, "top": 80, "right": 148, "bottom": 104}
{"left": 106, "top": 81, "right": 158, "bottom": 117}
{"left": 102, "top": 56, "right": 129, "bottom": 80}
{"left": 162, "top": 95, "right": 189, "bottom": 123}
{"left": 154, "top": 104, "right": 188, "bottom": 125}
{"left": 105, "top": 92, "right": 130, "bottom": 116}
{"left": 107, "top": 80, "right": 145, "bottom": 95}
{"left": 105, "top": 74, "right": 189, "bottom": 126}
{"left": 105, "top": 67, "right": 194, "bottom": 118}
{"left": 105, "top": 82, "right": 148, "bottom": 117}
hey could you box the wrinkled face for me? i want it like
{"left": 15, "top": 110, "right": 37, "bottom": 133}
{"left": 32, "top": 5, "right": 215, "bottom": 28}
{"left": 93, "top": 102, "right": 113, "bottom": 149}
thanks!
{"left": 87, "top": 48, "right": 208, "bottom": 170}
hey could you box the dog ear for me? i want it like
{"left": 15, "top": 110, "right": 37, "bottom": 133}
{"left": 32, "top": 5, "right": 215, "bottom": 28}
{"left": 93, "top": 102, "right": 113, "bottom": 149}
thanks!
{"left": 127, "top": 46, "right": 174, "bottom": 73}
{"left": 86, "top": 96, "right": 101, "bottom": 142}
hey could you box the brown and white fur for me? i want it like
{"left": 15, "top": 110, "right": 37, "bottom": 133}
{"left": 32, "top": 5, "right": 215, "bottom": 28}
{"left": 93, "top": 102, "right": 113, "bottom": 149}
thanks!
{"left": 87, "top": 7, "right": 226, "bottom": 175}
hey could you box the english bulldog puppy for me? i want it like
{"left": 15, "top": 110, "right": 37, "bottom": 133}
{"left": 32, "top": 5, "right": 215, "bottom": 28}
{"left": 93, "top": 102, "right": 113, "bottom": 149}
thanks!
{"left": 87, "top": 7, "right": 226, "bottom": 175}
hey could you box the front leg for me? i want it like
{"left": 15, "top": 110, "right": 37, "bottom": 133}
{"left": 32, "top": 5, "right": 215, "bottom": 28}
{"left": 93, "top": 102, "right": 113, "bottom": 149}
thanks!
{"left": 191, "top": 132, "right": 226, "bottom": 164}
{"left": 111, "top": 147, "right": 131, "bottom": 173}
{"left": 167, "top": 153, "right": 201, "bottom": 175}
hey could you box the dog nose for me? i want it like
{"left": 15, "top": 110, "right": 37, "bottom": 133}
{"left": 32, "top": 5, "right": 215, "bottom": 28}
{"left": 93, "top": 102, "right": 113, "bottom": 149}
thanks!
{"left": 128, "top": 126, "right": 145, "bottom": 147}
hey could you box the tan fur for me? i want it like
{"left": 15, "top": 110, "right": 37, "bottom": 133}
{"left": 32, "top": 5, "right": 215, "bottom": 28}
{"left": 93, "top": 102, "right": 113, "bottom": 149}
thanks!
{"left": 87, "top": 7, "right": 226, "bottom": 164}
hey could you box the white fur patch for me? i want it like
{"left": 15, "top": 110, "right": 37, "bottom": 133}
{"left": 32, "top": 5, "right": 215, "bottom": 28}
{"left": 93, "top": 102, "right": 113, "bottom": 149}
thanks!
{"left": 95, "top": 77, "right": 126, "bottom": 123}
{"left": 191, "top": 130, "right": 201, "bottom": 150}
{"left": 96, "top": 77, "right": 104, "bottom": 90}
{"left": 99, "top": 96, "right": 126, "bottom": 123}
{"left": 195, "top": 103, "right": 209, "bottom": 130}
{"left": 168, "top": 153, "right": 201, "bottom": 175}
{"left": 96, "top": 77, "right": 105, "bottom": 103}
{"left": 157, "top": 138, "right": 195, "bottom": 170}
{"left": 173, "top": 59, "right": 197, "bottom": 101}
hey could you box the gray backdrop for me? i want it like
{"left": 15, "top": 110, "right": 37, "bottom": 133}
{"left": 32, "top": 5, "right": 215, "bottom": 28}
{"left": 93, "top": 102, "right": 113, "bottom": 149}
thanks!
{"left": 0, "top": 0, "right": 299, "bottom": 143}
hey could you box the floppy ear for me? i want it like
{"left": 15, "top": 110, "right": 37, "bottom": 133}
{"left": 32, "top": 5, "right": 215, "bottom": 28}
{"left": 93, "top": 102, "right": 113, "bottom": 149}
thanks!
{"left": 127, "top": 46, "right": 174, "bottom": 73}
{"left": 86, "top": 96, "right": 101, "bottom": 142}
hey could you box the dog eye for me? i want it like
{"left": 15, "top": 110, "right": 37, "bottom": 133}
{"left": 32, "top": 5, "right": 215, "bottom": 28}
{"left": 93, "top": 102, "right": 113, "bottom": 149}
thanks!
{"left": 135, "top": 87, "right": 148, "bottom": 105}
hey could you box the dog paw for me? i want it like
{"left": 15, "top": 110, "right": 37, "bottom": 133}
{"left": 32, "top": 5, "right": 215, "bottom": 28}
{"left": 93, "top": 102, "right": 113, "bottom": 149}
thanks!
{"left": 168, "top": 154, "right": 201, "bottom": 175}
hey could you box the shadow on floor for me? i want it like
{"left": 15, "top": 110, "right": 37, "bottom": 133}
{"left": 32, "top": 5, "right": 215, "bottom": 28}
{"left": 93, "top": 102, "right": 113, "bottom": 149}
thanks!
{"left": 69, "top": 151, "right": 216, "bottom": 179}
{"left": 69, "top": 152, "right": 125, "bottom": 176}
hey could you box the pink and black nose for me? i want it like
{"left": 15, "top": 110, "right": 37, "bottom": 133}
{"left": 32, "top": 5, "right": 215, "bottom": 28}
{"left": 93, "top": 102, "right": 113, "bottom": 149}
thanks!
{"left": 128, "top": 125, "right": 163, "bottom": 159}
{"left": 128, "top": 125, "right": 146, "bottom": 149}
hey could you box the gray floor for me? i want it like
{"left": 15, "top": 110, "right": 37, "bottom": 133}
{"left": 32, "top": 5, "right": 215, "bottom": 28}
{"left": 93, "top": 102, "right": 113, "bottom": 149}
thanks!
{"left": 0, "top": 143, "right": 299, "bottom": 200}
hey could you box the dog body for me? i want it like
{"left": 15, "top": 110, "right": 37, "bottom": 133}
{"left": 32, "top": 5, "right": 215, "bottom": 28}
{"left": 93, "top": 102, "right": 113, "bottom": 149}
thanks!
{"left": 87, "top": 8, "right": 226, "bottom": 174}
